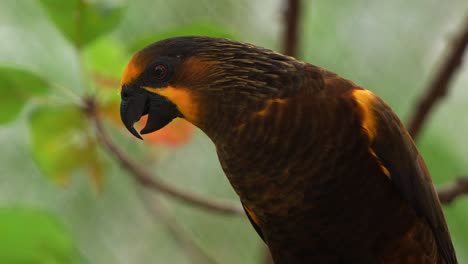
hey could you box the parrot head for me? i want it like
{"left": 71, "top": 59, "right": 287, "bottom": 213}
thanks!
{"left": 119, "top": 36, "right": 300, "bottom": 141}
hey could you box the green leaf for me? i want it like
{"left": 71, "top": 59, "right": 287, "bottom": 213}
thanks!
{"left": 0, "top": 1, "right": 84, "bottom": 94}
{"left": 29, "top": 104, "right": 104, "bottom": 188}
{"left": 0, "top": 207, "right": 82, "bottom": 264}
{"left": 40, "top": 0, "right": 125, "bottom": 48}
{"left": 83, "top": 36, "right": 129, "bottom": 80}
{"left": 128, "top": 22, "right": 235, "bottom": 54}
{"left": 0, "top": 68, "right": 49, "bottom": 124}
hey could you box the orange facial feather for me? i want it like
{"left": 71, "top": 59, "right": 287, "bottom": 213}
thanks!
{"left": 120, "top": 59, "right": 144, "bottom": 87}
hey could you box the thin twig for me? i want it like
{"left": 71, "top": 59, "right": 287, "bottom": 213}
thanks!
{"left": 140, "top": 191, "right": 219, "bottom": 264}
{"left": 282, "top": 0, "right": 301, "bottom": 57}
{"left": 401, "top": 16, "right": 468, "bottom": 203}
{"left": 438, "top": 176, "right": 468, "bottom": 204}
{"left": 83, "top": 97, "right": 244, "bottom": 216}
{"left": 407, "top": 16, "right": 468, "bottom": 140}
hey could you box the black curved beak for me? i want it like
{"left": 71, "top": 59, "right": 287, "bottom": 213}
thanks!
{"left": 120, "top": 87, "right": 180, "bottom": 140}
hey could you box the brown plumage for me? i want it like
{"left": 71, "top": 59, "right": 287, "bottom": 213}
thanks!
{"left": 119, "top": 36, "right": 457, "bottom": 263}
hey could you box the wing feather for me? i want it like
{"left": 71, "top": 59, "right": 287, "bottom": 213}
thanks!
{"left": 242, "top": 203, "right": 265, "bottom": 242}
{"left": 354, "top": 90, "right": 457, "bottom": 263}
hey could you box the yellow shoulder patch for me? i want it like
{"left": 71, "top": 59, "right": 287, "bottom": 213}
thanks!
{"left": 351, "top": 89, "right": 377, "bottom": 141}
{"left": 352, "top": 89, "right": 391, "bottom": 178}
{"left": 143, "top": 86, "right": 199, "bottom": 124}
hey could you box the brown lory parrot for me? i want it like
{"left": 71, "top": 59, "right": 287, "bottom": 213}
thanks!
{"left": 119, "top": 36, "right": 457, "bottom": 263}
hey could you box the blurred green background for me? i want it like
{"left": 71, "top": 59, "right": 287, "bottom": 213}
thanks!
{"left": 0, "top": 0, "right": 467, "bottom": 263}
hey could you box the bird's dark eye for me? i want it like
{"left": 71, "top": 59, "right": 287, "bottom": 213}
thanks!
{"left": 154, "top": 64, "right": 168, "bottom": 80}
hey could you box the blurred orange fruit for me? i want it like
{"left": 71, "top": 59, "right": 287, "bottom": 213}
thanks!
{"left": 136, "top": 116, "right": 195, "bottom": 147}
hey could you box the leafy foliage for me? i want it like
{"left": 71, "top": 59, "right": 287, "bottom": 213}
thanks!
{"left": 40, "top": 0, "right": 124, "bottom": 48}
{"left": 0, "top": 207, "right": 81, "bottom": 264}
{"left": 29, "top": 105, "right": 103, "bottom": 187}
{"left": 0, "top": 68, "right": 49, "bottom": 124}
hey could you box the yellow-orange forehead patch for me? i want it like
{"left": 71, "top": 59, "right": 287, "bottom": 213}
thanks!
{"left": 120, "top": 59, "right": 144, "bottom": 87}
{"left": 352, "top": 89, "right": 377, "bottom": 141}
{"left": 143, "top": 86, "right": 199, "bottom": 124}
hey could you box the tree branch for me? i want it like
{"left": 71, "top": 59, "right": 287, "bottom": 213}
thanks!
{"left": 282, "top": 0, "right": 301, "bottom": 57}
{"left": 83, "top": 97, "right": 244, "bottom": 216}
{"left": 407, "top": 16, "right": 468, "bottom": 140}
{"left": 400, "top": 16, "right": 468, "bottom": 204}
{"left": 438, "top": 176, "right": 468, "bottom": 204}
